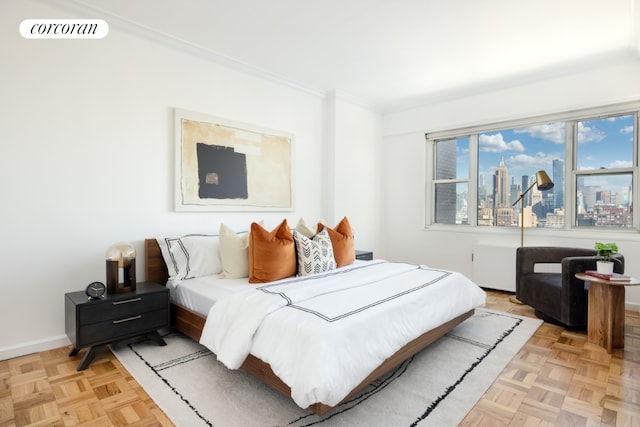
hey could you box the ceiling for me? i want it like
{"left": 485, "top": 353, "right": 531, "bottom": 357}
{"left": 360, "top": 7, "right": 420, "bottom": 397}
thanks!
{"left": 54, "top": 0, "right": 640, "bottom": 113}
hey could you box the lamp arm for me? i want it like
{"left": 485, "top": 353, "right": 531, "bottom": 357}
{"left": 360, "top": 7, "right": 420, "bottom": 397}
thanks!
{"left": 512, "top": 181, "right": 537, "bottom": 207}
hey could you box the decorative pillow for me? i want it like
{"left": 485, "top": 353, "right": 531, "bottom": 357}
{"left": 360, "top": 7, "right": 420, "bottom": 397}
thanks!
{"left": 294, "top": 217, "right": 324, "bottom": 238}
{"left": 248, "top": 219, "right": 297, "bottom": 283}
{"left": 218, "top": 224, "right": 250, "bottom": 279}
{"left": 292, "top": 228, "right": 336, "bottom": 276}
{"left": 318, "top": 216, "right": 355, "bottom": 267}
{"left": 156, "top": 234, "right": 222, "bottom": 287}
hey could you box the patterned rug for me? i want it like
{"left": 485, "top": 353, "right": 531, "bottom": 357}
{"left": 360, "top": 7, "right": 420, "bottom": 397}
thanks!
{"left": 111, "top": 308, "right": 541, "bottom": 427}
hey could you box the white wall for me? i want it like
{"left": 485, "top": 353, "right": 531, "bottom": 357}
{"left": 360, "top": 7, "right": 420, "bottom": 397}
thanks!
{"left": 381, "top": 60, "right": 640, "bottom": 309}
{"left": 325, "top": 93, "right": 383, "bottom": 252}
{"left": 0, "top": 1, "right": 380, "bottom": 359}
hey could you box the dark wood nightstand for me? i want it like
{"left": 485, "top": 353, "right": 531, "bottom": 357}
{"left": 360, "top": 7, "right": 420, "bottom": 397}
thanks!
{"left": 355, "top": 250, "right": 373, "bottom": 261}
{"left": 65, "top": 281, "right": 169, "bottom": 371}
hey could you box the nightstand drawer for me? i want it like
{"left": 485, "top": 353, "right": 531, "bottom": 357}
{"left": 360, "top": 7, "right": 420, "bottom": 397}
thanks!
{"left": 66, "top": 282, "right": 169, "bottom": 370}
{"left": 78, "top": 292, "right": 167, "bottom": 324}
{"left": 78, "top": 308, "right": 168, "bottom": 346}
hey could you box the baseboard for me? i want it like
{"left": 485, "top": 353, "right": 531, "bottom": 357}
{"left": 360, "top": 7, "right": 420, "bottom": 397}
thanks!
{"left": 0, "top": 335, "right": 70, "bottom": 361}
{"left": 626, "top": 301, "right": 640, "bottom": 312}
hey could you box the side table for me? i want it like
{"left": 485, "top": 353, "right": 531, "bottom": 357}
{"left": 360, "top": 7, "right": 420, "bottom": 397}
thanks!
{"left": 574, "top": 272, "right": 640, "bottom": 353}
{"left": 355, "top": 250, "right": 373, "bottom": 261}
{"left": 65, "top": 281, "right": 170, "bottom": 370}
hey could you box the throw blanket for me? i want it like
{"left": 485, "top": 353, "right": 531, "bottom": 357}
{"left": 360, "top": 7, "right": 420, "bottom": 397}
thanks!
{"left": 200, "top": 260, "right": 486, "bottom": 408}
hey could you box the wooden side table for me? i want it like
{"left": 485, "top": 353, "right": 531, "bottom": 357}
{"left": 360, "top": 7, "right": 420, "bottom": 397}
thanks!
{"left": 575, "top": 272, "right": 640, "bottom": 353}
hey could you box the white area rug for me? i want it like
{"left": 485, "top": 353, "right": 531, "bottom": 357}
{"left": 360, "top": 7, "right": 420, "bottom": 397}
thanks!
{"left": 111, "top": 309, "right": 541, "bottom": 427}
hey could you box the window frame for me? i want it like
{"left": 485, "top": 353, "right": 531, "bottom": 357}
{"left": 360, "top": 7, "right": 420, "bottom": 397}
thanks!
{"left": 432, "top": 135, "right": 476, "bottom": 225}
{"left": 426, "top": 101, "right": 640, "bottom": 232}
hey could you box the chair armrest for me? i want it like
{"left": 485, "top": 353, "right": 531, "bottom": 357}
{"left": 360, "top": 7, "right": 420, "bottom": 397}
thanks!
{"left": 562, "top": 253, "right": 624, "bottom": 276}
{"left": 561, "top": 253, "right": 625, "bottom": 297}
{"left": 517, "top": 247, "right": 596, "bottom": 275}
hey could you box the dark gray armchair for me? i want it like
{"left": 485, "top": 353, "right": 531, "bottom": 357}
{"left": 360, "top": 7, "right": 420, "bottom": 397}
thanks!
{"left": 515, "top": 247, "right": 624, "bottom": 328}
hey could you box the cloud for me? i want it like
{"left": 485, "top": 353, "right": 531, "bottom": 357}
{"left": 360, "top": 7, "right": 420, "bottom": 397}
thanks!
{"left": 515, "top": 123, "right": 565, "bottom": 144}
{"left": 506, "top": 152, "right": 561, "bottom": 170}
{"left": 606, "top": 116, "right": 629, "bottom": 122}
{"left": 479, "top": 133, "right": 525, "bottom": 153}
{"left": 579, "top": 160, "right": 632, "bottom": 171}
{"left": 620, "top": 125, "right": 633, "bottom": 134}
{"left": 577, "top": 122, "right": 605, "bottom": 143}
{"left": 607, "top": 160, "right": 633, "bottom": 168}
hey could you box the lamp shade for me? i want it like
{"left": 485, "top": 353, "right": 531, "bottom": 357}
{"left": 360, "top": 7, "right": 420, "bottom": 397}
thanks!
{"left": 534, "top": 170, "right": 554, "bottom": 191}
{"left": 105, "top": 242, "right": 136, "bottom": 265}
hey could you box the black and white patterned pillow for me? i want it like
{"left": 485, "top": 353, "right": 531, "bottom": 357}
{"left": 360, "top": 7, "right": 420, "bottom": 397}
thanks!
{"left": 292, "top": 228, "right": 337, "bottom": 276}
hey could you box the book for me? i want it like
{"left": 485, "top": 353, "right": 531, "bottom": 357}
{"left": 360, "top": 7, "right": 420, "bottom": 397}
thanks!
{"left": 584, "top": 270, "right": 631, "bottom": 281}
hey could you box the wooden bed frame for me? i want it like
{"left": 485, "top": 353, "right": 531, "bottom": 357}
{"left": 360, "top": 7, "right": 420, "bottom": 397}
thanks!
{"left": 144, "top": 238, "right": 473, "bottom": 415}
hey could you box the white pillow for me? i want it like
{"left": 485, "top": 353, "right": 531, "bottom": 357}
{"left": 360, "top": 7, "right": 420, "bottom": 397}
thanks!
{"left": 156, "top": 234, "right": 222, "bottom": 287}
{"left": 295, "top": 217, "right": 325, "bottom": 238}
{"left": 218, "top": 223, "right": 250, "bottom": 279}
{"left": 292, "top": 228, "right": 336, "bottom": 276}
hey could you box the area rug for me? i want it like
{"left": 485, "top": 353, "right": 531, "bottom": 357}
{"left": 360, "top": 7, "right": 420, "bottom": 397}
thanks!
{"left": 110, "top": 308, "right": 541, "bottom": 427}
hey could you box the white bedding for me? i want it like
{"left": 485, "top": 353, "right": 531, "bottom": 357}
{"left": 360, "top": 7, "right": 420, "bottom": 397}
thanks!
{"left": 197, "top": 260, "right": 486, "bottom": 409}
{"left": 170, "top": 275, "right": 253, "bottom": 316}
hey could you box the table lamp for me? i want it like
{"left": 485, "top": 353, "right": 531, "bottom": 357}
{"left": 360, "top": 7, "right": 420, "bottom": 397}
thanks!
{"left": 105, "top": 242, "right": 136, "bottom": 294}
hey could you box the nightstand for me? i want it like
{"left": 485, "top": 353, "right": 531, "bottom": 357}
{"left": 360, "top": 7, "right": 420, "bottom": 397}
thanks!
{"left": 65, "top": 281, "right": 169, "bottom": 371}
{"left": 355, "top": 250, "right": 373, "bottom": 261}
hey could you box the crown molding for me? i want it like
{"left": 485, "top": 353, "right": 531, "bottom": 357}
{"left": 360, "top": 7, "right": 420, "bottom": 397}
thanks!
{"left": 37, "top": 0, "right": 328, "bottom": 100}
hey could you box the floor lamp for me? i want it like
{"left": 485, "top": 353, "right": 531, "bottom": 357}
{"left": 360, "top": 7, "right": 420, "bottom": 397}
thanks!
{"left": 512, "top": 170, "right": 554, "bottom": 247}
{"left": 509, "top": 170, "right": 554, "bottom": 304}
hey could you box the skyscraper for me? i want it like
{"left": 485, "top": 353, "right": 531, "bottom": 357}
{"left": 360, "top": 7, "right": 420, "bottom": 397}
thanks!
{"left": 435, "top": 140, "right": 458, "bottom": 224}
{"left": 494, "top": 156, "right": 509, "bottom": 208}
{"left": 492, "top": 156, "right": 510, "bottom": 225}
{"left": 521, "top": 175, "right": 529, "bottom": 207}
{"left": 553, "top": 159, "right": 564, "bottom": 210}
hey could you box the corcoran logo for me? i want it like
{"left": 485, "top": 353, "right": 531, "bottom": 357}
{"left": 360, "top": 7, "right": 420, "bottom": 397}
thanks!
{"left": 19, "top": 19, "right": 109, "bottom": 39}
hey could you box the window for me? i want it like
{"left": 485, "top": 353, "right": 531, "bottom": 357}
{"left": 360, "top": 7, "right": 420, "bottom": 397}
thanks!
{"left": 477, "top": 123, "right": 565, "bottom": 228}
{"left": 434, "top": 137, "right": 469, "bottom": 224}
{"left": 575, "top": 114, "right": 634, "bottom": 228}
{"left": 428, "top": 104, "right": 638, "bottom": 230}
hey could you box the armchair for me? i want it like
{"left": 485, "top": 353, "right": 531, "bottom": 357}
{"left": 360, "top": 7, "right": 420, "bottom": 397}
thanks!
{"left": 515, "top": 247, "right": 624, "bottom": 328}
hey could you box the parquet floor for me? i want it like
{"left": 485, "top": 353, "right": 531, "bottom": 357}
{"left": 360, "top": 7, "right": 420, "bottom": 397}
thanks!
{"left": 0, "top": 345, "right": 172, "bottom": 427}
{"left": 461, "top": 291, "right": 640, "bottom": 427}
{"left": 1, "top": 290, "right": 638, "bottom": 426}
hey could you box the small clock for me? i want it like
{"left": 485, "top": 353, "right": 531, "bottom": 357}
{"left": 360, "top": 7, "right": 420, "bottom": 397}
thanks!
{"left": 86, "top": 281, "right": 106, "bottom": 300}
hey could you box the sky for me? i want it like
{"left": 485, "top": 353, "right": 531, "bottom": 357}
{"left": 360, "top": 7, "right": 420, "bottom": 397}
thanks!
{"left": 470, "top": 114, "right": 635, "bottom": 194}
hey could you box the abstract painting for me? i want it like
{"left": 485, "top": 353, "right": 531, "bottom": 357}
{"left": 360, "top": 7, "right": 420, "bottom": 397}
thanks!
{"left": 174, "top": 109, "right": 293, "bottom": 211}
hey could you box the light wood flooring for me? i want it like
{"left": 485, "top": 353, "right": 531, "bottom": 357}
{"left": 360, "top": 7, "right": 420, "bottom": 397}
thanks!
{"left": 1, "top": 290, "right": 638, "bottom": 426}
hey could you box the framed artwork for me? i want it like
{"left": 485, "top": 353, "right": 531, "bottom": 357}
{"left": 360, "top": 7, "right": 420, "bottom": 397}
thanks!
{"left": 174, "top": 109, "right": 294, "bottom": 212}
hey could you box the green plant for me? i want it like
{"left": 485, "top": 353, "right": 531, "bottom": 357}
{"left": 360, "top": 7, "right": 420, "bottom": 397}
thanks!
{"left": 594, "top": 242, "right": 619, "bottom": 262}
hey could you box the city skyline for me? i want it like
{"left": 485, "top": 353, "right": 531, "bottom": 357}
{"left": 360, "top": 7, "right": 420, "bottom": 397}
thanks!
{"left": 472, "top": 114, "right": 634, "bottom": 197}
{"left": 438, "top": 114, "right": 635, "bottom": 227}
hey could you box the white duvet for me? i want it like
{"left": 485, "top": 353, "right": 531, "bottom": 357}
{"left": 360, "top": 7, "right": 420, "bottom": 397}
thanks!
{"left": 200, "top": 260, "right": 486, "bottom": 409}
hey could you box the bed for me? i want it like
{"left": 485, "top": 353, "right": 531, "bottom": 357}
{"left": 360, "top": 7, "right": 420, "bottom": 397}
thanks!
{"left": 144, "top": 237, "right": 485, "bottom": 415}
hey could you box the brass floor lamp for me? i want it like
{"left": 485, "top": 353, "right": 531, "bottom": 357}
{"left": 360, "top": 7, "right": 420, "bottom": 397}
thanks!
{"left": 509, "top": 170, "right": 554, "bottom": 304}
{"left": 512, "top": 170, "right": 554, "bottom": 247}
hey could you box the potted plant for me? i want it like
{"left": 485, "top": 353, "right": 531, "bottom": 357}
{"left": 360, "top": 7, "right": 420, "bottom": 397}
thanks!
{"left": 594, "top": 242, "right": 619, "bottom": 274}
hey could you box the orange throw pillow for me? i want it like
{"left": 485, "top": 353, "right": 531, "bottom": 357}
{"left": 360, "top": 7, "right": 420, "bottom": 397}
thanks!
{"left": 248, "top": 219, "right": 296, "bottom": 283}
{"left": 318, "top": 217, "right": 355, "bottom": 267}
